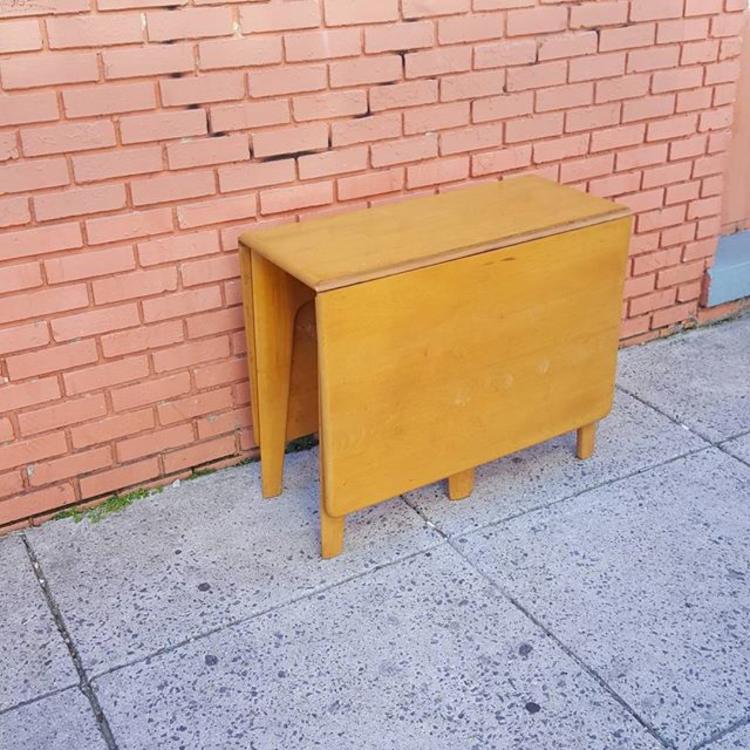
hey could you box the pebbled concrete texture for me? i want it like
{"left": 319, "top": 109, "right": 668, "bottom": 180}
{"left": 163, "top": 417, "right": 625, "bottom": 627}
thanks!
{"left": 404, "top": 389, "right": 707, "bottom": 536}
{"left": 94, "top": 545, "right": 662, "bottom": 750}
{"left": 704, "top": 723, "right": 750, "bottom": 750}
{"left": 721, "top": 432, "right": 750, "bottom": 465}
{"left": 0, "top": 535, "right": 78, "bottom": 711}
{"left": 456, "top": 448, "right": 750, "bottom": 750}
{"left": 0, "top": 688, "right": 106, "bottom": 750}
{"left": 618, "top": 314, "right": 750, "bottom": 442}
{"left": 26, "top": 449, "right": 442, "bottom": 673}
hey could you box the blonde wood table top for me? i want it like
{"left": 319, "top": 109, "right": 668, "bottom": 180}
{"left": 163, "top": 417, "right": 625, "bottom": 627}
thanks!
{"left": 239, "top": 175, "right": 630, "bottom": 292}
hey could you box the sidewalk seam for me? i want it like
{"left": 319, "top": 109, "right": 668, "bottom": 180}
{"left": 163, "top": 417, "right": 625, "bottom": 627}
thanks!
{"left": 20, "top": 534, "right": 119, "bottom": 750}
{"left": 444, "top": 537, "right": 675, "bottom": 750}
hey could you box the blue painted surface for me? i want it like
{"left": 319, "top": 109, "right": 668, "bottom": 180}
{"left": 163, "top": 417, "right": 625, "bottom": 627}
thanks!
{"left": 707, "top": 230, "right": 750, "bottom": 307}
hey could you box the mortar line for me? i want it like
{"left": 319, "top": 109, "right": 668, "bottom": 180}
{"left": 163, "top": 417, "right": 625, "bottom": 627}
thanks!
{"left": 0, "top": 684, "right": 77, "bottom": 719}
{"left": 21, "top": 534, "right": 118, "bottom": 750}
{"left": 716, "top": 442, "right": 750, "bottom": 469}
{"left": 444, "top": 536, "right": 675, "bottom": 750}
{"left": 692, "top": 713, "right": 750, "bottom": 749}
{"left": 88, "top": 540, "right": 446, "bottom": 682}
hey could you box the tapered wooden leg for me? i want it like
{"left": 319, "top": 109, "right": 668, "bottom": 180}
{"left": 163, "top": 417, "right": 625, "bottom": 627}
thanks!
{"left": 576, "top": 422, "right": 596, "bottom": 460}
{"left": 250, "top": 251, "right": 311, "bottom": 498}
{"left": 448, "top": 467, "right": 475, "bottom": 501}
{"left": 320, "top": 502, "right": 345, "bottom": 559}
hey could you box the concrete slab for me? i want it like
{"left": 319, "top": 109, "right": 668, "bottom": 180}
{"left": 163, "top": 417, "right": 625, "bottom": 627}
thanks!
{"left": 618, "top": 315, "right": 750, "bottom": 442}
{"left": 722, "top": 432, "right": 750, "bottom": 465}
{"left": 0, "top": 534, "right": 78, "bottom": 711}
{"left": 704, "top": 722, "right": 750, "bottom": 749}
{"left": 95, "top": 545, "right": 662, "bottom": 750}
{"left": 404, "top": 389, "right": 707, "bottom": 536}
{"left": 456, "top": 449, "right": 750, "bottom": 750}
{"left": 0, "top": 688, "right": 105, "bottom": 750}
{"left": 27, "top": 450, "right": 442, "bottom": 673}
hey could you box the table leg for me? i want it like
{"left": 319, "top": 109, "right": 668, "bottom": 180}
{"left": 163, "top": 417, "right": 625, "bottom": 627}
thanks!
{"left": 576, "top": 422, "right": 596, "bottom": 459}
{"left": 320, "top": 501, "right": 345, "bottom": 559}
{"left": 250, "top": 251, "right": 311, "bottom": 498}
{"left": 448, "top": 467, "right": 475, "bottom": 501}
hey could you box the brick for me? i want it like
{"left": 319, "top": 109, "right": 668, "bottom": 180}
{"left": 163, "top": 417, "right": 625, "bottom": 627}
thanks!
{"left": 7, "top": 339, "right": 97, "bottom": 380}
{"left": 566, "top": 103, "right": 620, "bottom": 133}
{"left": 638, "top": 205, "right": 687, "bottom": 232}
{"left": 103, "top": 43, "right": 193, "bottom": 79}
{"left": 647, "top": 114, "right": 699, "bottom": 142}
{"left": 337, "top": 168, "right": 404, "bottom": 201}
{"left": 406, "top": 47, "right": 471, "bottom": 79}
{"left": 682, "top": 40, "right": 720, "bottom": 65}
{"left": 570, "top": 52, "right": 626, "bottom": 82}
{"left": 92, "top": 267, "right": 178, "bottom": 305}
{"left": 71, "top": 409, "right": 155, "bottom": 449}
{"left": 474, "top": 40, "right": 537, "bottom": 69}
{"left": 473, "top": 91, "right": 533, "bottom": 122}
{"left": 596, "top": 74, "right": 651, "bottom": 103}
{"left": 157, "top": 386, "right": 232, "bottom": 424}
{"left": 293, "top": 90, "right": 368, "bottom": 122}
{"left": 589, "top": 171, "right": 642, "bottom": 198}
{"left": 181, "top": 254, "right": 239, "bottom": 286}
{"left": 63, "top": 82, "right": 156, "bottom": 118}
{"left": 0, "top": 485, "right": 75, "bottom": 526}
{"left": 507, "top": 61, "right": 566, "bottom": 92}
{"left": 371, "top": 133, "right": 437, "bottom": 167}
{"left": 560, "top": 154, "right": 614, "bottom": 183}
{"left": 700, "top": 106, "right": 733, "bottom": 132}
{"left": 369, "top": 80, "right": 437, "bottom": 112}
{"left": 219, "top": 159, "right": 296, "bottom": 193}
{"left": 199, "top": 37, "right": 282, "bottom": 69}
{"left": 438, "top": 12, "right": 504, "bottom": 43}
{"left": 3, "top": 378, "right": 61, "bottom": 415}
{"left": 571, "top": 1, "right": 629, "bottom": 28}
{"left": 331, "top": 55, "right": 402, "bottom": 88}
{"left": 167, "top": 134, "right": 248, "bottom": 171}
{"left": 472, "top": 144, "right": 532, "bottom": 176}
{"left": 0, "top": 91, "right": 58, "bottom": 127}
{"left": 624, "top": 273, "right": 656, "bottom": 299}
{"left": 0, "top": 196, "right": 31, "bottom": 228}
{"left": 147, "top": 6, "right": 231, "bottom": 41}
{"left": 248, "top": 64, "right": 327, "bottom": 97}
{"left": 533, "top": 134, "right": 590, "bottom": 164}
{"left": 590, "top": 123, "right": 646, "bottom": 152}
{"left": 505, "top": 112, "right": 564, "bottom": 144}
{"left": 657, "top": 18, "right": 709, "bottom": 43}
{"left": 162, "top": 435, "right": 235, "bottom": 474}
{"left": 299, "top": 146, "right": 368, "bottom": 180}
{"left": 52, "top": 304, "right": 139, "bottom": 342}
{"left": 617, "top": 143, "right": 670, "bottom": 172}
{"left": 1, "top": 0, "right": 87, "bottom": 13}
{"left": 0, "top": 430, "right": 67, "bottom": 473}
{"left": 177, "top": 194, "right": 257, "bottom": 228}
{"left": 441, "top": 70, "right": 505, "bottom": 102}
{"left": 112, "top": 372, "right": 191, "bottom": 411}
{"left": 97, "top": 0, "right": 185, "bottom": 10}
{"left": 620, "top": 187, "right": 667, "bottom": 214}
{"left": 0, "top": 283, "right": 88, "bottom": 325}
{"left": 1, "top": 221, "right": 81, "bottom": 262}
{"left": 623, "top": 94, "right": 675, "bottom": 123}
{"left": 117, "top": 424, "right": 194, "bottom": 463}
{"left": 629, "top": 288, "right": 677, "bottom": 316}
{"left": 652, "top": 67, "right": 704, "bottom": 93}
{"left": 365, "top": 22, "right": 432, "bottom": 53}
{"left": 34, "top": 184, "right": 126, "bottom": 221}
{"left": 0, "top": 133, "right": 19, "bottom": 161}
{"left": 537, "top": 82, "right": 594, "bottom": 113}
{"left": 86, "top": 208, "right": 173, "bottom": 246}
{"left": 405, "top": 102, "right": 470, "bottom": 135}
{"left": 196, "top": 408, "right": 250, "bottom": 440}
{"left": 1, "top": 52, "right": 98, "bottom": 89}
{"left": 643, "top": 161, "right": 693, "bottom": 189}
{"left": 28, "top": 447, "right": 111, "bottom": 488}
{"left": 630, "top": 0, "right": 684, "bottom": 21}
{"left": 0, "top": 19, "right": 42, "bottom": 52}
{"left": 402, "top": 0, "right": 469, "bottom": 18}
{"left": 287, "top": 28, "right": 361, "bottom": 60}
{"left": 120, "top": 109, "right": 207, "bottom": 144}
{"left": 407, "top": 156, "right": 469, "bottom": 188}
{"left": 711, "top": 13, "right": 745, "bottom": 38}
{"left": 72, "top": 146, "right": 163, "bottom": 183}
{"left": 47, "top": 13, "right": 142, "bottom": 48}
{"left": 240, "top": 0, "right": 320, "bottom": 32}
{"left": 131, "top": 169, "right": 215, "bottom": 207}
{"left": 210, "top": 100, "right": 289, "bottom": 132}
{"left": 628, "top": 45, "right": 681, "bottom": 73}
{"left": 252, "top": 122, "right": 328, "bottom": 159}
{"left": 21, "top": 120, "right": 115, "bottom": 157}
{"left": 19, "top": 394, "right": 107, "bottom": 436}
{"left": 538, "top": 32, "right": 598, "bottom": 61}
{"left": 0, "top": 419, "right": 12, "bottom": 443}
{"left": 142, "top": 286, "right": 222, "bottom": 322}
{"left": 186, "top": 306, "right": 244, "bottom": 338}
{"left": 0, "top": 321, "right": 50, "bottom": 356}
{"left": 152, "top": 337, "right": 230, "bottom": 372}
{"left": 0, "top": 261, "right": 42, "bottom": 294}
{"left": 507, "top": 5, "right": 566, "bottom": 35}
{"left": 160, "top": 73, "right": 244, "bottom": 107}
{"left": 79, "top": 458, "right": 160, "bottom": 500}
{"left": 440, "top": 124, "right": 502, "bottom": 155}
{"left": 666, "top": 180, "right": 701, "bottom": 205}
{"left": 0, "top": 471, "right": 23, "bottom": 500}
{"left": 137, "top": 230, "right": 218, "bottom": 267}
{"left": 101, "top": 320, "right": 184, "bottom": 358}
{"left": 652, "top": 302, "right": 696, "bottom": 330}
{"left": 676, "top": 88, "right": 714, "bottom": 114}
{"left": 260, "top": 181, "right": 334, "bottom": 214}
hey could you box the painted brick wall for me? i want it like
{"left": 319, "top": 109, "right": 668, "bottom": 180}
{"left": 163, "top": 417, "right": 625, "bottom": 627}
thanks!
{"left": 0, "top": 0, "right": 746, "bottom": 525}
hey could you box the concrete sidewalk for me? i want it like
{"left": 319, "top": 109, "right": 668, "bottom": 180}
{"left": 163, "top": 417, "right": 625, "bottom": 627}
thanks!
{"left": 1, "top": 314, "right": 749, "bottom": 750}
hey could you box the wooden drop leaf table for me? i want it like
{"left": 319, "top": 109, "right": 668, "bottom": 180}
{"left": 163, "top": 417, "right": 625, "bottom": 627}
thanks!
{"left": 239, "top": 176, "right": 631, "bottom": 558}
